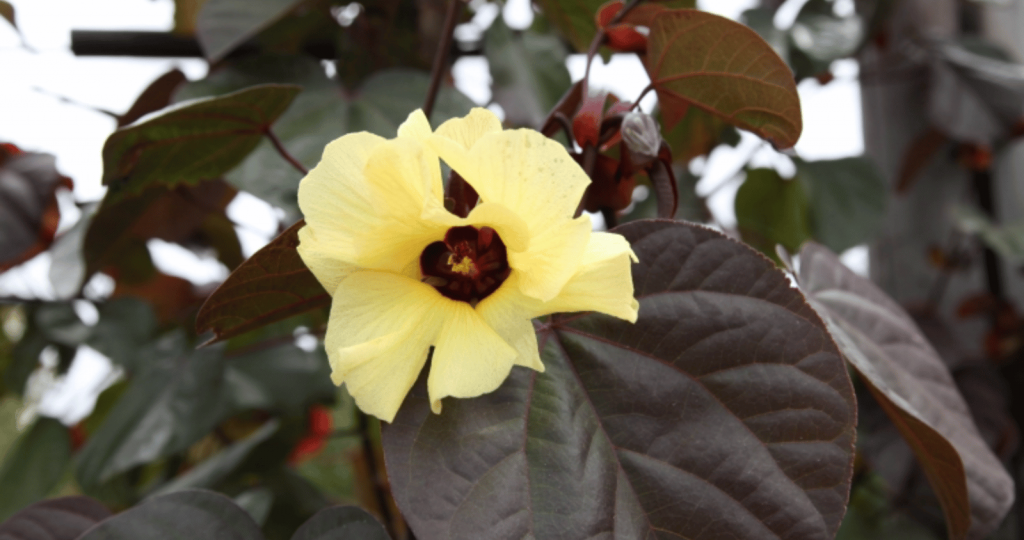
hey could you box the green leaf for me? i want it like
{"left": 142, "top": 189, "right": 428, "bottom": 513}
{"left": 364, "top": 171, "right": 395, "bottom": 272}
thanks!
{"left": 486, "top": 17, "right": 572, "bottom": 128}
{"left": 75, "top": 337, "right": 231, "bottom": 491}
{"left": 383, "top": 220, "right": 856, "bottom": 540}
{"left": 0, "top": 496, "right": 111, "bottom": 539}
{"left": 735, "top": 168, "right": 811, "bottom": 257}
{"left": 952, "top": 205, "right": 1024, "bottom": 263}
{"left": 234, "top": 488, "right": 275, "bottom": 527}
{"left": 177, "top": 55, "right": 475, "bottom": 219}
{"left": 150, "top": 420, "right": 279, "bottom": 497}
{"left": 225, "top": 342, "right": 335, "bottom": 415}
{"left": 101, "top": 84, "right": 301, "bottom": 201}
{"left": 290, "top": 506, "right": 391, "bottom": 540}
{"left": 77, "top": 490, "right": 264, "bottom": 540}
{"left": 196, "top": 0, "right": 306, "bottom": 62}
{"left": 798, "top": 243, "right": 1015, "bottom": 540}
{"left": 796, "top": 156, "right": 888, "bottom": 253}
{"left": 646, "top": 9, "right": 802, "bottom": 148}
{"left": 196, "top": 220, "right": 329, "bottom": 345}
{"left": 0, "top": 418, "right": 72, "bottom": 521}
{"left": 86, "top": 299, "right": 158, "bottom": 371}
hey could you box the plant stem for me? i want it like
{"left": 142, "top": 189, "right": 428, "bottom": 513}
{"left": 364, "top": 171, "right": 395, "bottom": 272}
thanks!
{"left": 423, "top": 0, "right": 463, "bottom": 121}
{"left": 265, "top": 128, "right": 308, "bottom": 175}
{"left": 630, "top": 84, "right": 654, "bottom": 111}
{"left": 357, "top": 410, "right": 396, "bottom": 537}
{"left": 582, "top": 0, "right": 646, "bottom": 96}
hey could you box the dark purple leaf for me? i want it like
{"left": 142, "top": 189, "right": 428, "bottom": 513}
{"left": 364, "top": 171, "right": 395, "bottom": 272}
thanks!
{"left": 0, "top": 497, "right": 111, "bottom": 540}
{"left": 383, "top": 219, "right": 856, "bottom": 540}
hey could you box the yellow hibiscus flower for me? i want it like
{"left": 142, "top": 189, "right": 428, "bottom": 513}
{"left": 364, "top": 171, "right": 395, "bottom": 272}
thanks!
{"left": 296, "top": 107, "right": 639, "bottom": 422}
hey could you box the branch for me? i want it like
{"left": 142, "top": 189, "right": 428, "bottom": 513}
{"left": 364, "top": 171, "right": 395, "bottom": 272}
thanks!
{"left": 423, "top": 0, "right": 464, "bottom": 121}
{"left": 357, "top": 410, "right": 397, "bottom": 538}
{"left": 264, "top": 128, "right": 308, "bottom": 176}
{"left": 582, "top": 0, "right": 645, "bottom": 96}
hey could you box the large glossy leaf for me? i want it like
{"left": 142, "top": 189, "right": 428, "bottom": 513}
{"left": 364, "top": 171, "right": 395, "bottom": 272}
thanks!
{"left": 196, "top": 220, "right": 328, "bottom": 344}
{"left": 75, "top": 336, "right": 231, "bottom": 491}
{"left": 77, "top": 490, "right": 263, "bottom": 540}
{"left": 646, "top": 10, "right": 802, "bottom": 148}
{"left": 0, "top": 418, "right": 72, "bottom": 521}
{"left": 0, "top": 496, "right": 111, "bottom": 540}
{"left": 176, "top": 55, "right": 475, "bottom": 219}
{"left": 735, "top": 168, "right": 811, "bottom": 258}
{"left": 225, "top": 341, "right": 334, "bottom": 415}
{"left": 383, "top": 219, "right": 856, "bottom": 540}
{"left": 290, "top": 506, "right": 391, "bottom": 540}
{"left": 486, "top": 18, "right": 572, "bottom": 128}
{"left": 196, "top": 0, "right": 306, "bottom": 62}
{"left": 796, "top": 156, "right": 887, "bottom": 253}
{"left": 101, "top": 84, "right": 300, "bottom": 201}
{"left": 797, "top": 243, "right": 1015, "bottom": 540}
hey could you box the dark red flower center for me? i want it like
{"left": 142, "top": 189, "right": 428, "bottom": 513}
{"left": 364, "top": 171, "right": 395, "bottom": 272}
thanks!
{"left": 420, "top": 226, "right": 510, "bottom": 304}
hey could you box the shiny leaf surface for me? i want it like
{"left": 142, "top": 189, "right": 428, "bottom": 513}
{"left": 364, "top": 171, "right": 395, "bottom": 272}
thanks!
{"left": 77, "top": 490, "right": 263, "bottom": 540}
{"left": 798, "top": 243, "right": 1015, "bottom": 540}
{"left": 0, "top": 497, "right": 111, "bottom": 540}
{"left": 101, "top": 84, "right": 300, "bottom": 201}
{"left": 383, "top": 219, "right": 856, "bottom": 540}
{"left": 196, "top": 220, "right": 328, "bottom": 344}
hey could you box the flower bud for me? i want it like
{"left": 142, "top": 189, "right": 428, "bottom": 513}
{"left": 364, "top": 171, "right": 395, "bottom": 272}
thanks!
{"left": 620, "top": 112, "right": 661, "bottom": 158}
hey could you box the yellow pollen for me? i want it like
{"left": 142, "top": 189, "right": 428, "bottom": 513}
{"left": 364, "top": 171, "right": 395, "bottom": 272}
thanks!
{"left": 447, "top": 254, "right": 476, "bottom": 276}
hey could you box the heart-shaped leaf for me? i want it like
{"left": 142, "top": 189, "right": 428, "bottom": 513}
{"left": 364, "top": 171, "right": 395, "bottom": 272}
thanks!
{"left": 0, "top": 418, "right": 72, "bottom": 521}
{"left": 196, "top": 220, "right": 329, "bottom": 344}
{"left": 101, "top": 84, "right": 300, "bottom": 201}
{"left": 0, "top": 496, "right": 111, "bottom": 540}
{"left": 176, "top": 56, "right": 475, "bottom": 219}
{"left": 383, "top": 219, "right": 856, "bottom": 540}
{"left": 290, "top": 506, "right": 391, "bottom": 540}
{"left": 77, "top": 490, "right": 263, "bottom": 540}
{"left": 797, "top": 242, "right": 1015, "bottom": 540}
{"left": 646, "top": 10, "right": 802, "bottom": 148}
{"left": 735, "top": 168, "right": 811, "bottom": 258}
{"left": 196, "top": 0, "right": 306, "bottom": 62}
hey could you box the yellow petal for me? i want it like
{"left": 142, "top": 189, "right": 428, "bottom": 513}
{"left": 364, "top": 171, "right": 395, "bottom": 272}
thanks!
{"left": 433, "top": 107, "right": 503, "bottom": 150}
{"left": 435, "top": 128, "right": 591, "bottom": 235}
{"left": 543, "top": 232, "right": 640, "bottom": 322}
{"left": 397, "top": 109, "right": 433, "bottom": 140}
{"left": 352, "top": 138, "right": 450, "bottom": 275}
{"left": 296, "top": 225, "right": 358, "bottom": 295}
{"left": 324, "top": 271, "right": 447, "bottom": 422}
{"left": 476, "top": 274, "right": 545, "bottom": 372}
{"left": 427, "top": 301, "right": 518, "bottom": 414}
{"left": 297, "top": 132, "right": 386, "bottom": 264}
{"left": 508, "top": 214, "right": 592, "bottom": 302}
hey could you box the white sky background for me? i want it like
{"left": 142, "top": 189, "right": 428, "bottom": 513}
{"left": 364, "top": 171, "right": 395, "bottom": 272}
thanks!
{"left": 0, "top": 0, "right": 865, "bottom": 424}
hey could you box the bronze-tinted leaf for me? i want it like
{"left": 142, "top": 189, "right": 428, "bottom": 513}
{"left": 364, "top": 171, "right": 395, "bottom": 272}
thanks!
{"left": 0, "top": 496, "right": 111, "bottom": 540}
{"left": 196, "top": 220, "right": 328, "bottom": 344}
{"left": 646, "top": 10, "right": 802, "bottom": 148}
{"left": 0, "top": 147, "right": 73, "bottom": 272}
{"left": 383, "top": 220, "right": 856, "bottom": 540}
{"left": 101, "top": 84, "right": 300, "bottom": 201}
{"left": 798, "top": 242, "right": 1015, "bottom": 540}
{"left": 117, "top": 69, "right": 188, "bottom": 128}
{"left": 76, "top": 490, "right": 262, "bottom": 540}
